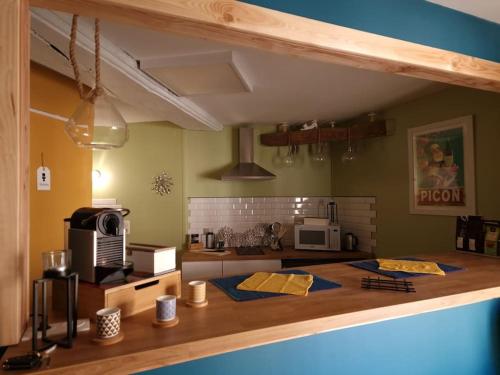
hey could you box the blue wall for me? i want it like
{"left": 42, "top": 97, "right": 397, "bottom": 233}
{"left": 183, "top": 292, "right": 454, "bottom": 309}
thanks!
{"left": 140, "top": 299, "right": 500, "bottom": 375}
{"left": 242, "top": 0, "right": 500, "bottom": 63}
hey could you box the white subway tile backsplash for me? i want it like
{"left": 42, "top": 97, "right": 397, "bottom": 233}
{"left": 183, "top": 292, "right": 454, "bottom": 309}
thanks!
{"left": 187, "top": 196, "right": 376, "bottom": 252}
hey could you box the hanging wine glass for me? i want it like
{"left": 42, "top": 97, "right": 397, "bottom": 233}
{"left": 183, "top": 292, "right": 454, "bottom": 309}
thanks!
{"left": 341, "top": 127, "right": 358, "bottom": 164}
{"left": 318, "top": 142, "right": 328, "bottom": 161}
{"left": 282, "top": 133, "right": 295, "bottom": 167}
{"left": 312, "top": 128, "right": 328, "bottom": 162}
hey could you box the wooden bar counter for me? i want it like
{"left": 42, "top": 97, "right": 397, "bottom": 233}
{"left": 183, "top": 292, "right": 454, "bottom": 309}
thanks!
{"left": 4, "top": 251, "right": 500, "bottom": 374}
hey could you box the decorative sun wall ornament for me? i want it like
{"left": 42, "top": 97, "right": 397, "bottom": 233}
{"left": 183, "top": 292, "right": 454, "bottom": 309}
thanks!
{"left": 152, "top": 171, "right": 174, "bottom": 196}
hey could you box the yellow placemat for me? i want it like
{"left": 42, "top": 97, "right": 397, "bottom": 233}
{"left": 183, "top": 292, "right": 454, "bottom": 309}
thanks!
{"left": 377, "top": 259, "right": 445, "bottom": 276}
{"left": 237, "top": 272, "right": 314, "bottom": 296}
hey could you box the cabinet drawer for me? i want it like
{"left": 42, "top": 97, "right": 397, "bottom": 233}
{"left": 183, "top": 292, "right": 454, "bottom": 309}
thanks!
{"left": 105, "top": 273, "right": 181, "bottom": 318}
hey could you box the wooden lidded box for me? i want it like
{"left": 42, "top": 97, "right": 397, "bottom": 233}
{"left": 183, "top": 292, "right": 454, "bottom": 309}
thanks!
{"left": 54, "top": 270, "right": 181, "bottom": 320}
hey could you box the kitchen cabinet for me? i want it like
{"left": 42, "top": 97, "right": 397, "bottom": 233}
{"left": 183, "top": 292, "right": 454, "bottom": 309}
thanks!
{"left": 182, "top": 259, "right": 281, "bottom": 280}
{"left": 223, "top": 260, "right": 281, "bottom": 277}
{"left": 182, "top": 261, "right": 222, "bottom": 281}
{"left": 181, "top": 248, "right": 371, "bottom": 281}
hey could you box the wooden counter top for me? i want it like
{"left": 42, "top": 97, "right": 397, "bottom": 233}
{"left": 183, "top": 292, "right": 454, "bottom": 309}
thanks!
{"left": 182, "top": 247, "right": 372, "bottom": 262}
{"left": 4, "top": 252, "right": 500, "bottom": 374}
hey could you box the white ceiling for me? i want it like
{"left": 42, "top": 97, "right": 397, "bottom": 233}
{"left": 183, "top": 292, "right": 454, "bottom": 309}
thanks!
{"left": 427, "top": 0, "right": 500, "bottom": 25}
{"left": 31, "top": 8, "right": 443, "bottom": 129}
{"left": 101, "top": 20, "right": 441, "bottom": 126}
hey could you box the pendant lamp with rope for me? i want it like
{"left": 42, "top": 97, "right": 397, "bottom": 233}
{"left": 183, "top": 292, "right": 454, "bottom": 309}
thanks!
{"left": 65, "top": 16, "right": 128, "bottom": 149}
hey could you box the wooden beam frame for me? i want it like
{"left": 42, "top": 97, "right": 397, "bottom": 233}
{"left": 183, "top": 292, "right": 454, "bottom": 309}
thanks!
{"left": 0, "top": 0, "right": 494, "bottom": 365}
{"left": 31, "top": 0, "right": 500, "bottom": 92}
{"left": 6, "top": 0, "right": 498, "bottom": 348}
{"left": 0, "top": 0, "right": 30, "bottom": 346}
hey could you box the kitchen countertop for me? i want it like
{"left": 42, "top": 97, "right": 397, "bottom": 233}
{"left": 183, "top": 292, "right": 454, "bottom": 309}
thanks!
{"left": 182, "top": 247, "right": 372, "bottom": 262}
{"left": 4, "top": 251, "right": 500, "bottom": 374}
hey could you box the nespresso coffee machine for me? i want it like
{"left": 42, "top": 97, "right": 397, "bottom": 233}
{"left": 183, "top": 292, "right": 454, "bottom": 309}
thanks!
{"left": 68, "top": 207, "right": 132, "bottom": 284}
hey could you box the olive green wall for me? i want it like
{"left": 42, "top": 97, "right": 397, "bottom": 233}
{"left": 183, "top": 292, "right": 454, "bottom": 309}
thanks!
{"left": 93, "top": 123, "right": 185, "bottom": 251}
{"left": 332, "top": 87, "right": 500, "bottom": 257}
{"left": 184, "top": 125, "right": 331, "bottom": 197}
{"left": 94, "top": 87, "right": 500, "bottom": 257}
{"left": 93, "top": 123, "right": 332, "bottom": 250}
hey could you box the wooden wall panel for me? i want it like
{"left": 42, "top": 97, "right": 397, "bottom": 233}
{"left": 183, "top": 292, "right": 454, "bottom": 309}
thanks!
{"left": 0, "top": 0, "right": 30, "bottom": 346}
{"left": 31, "top": 0, "right": 500, "bottom": 92}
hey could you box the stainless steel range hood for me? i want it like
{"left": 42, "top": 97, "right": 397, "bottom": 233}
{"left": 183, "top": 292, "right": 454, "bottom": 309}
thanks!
{"left": 221, "top": 128, "right": 276, "bottom": 180}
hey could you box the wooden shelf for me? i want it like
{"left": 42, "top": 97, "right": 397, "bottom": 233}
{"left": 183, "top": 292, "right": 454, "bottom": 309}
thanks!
{"left": 260, "top": 120, "right": 387, "bottom": 146}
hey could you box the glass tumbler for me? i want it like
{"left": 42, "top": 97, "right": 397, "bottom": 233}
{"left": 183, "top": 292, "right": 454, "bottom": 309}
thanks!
{"left": 42, "top": 250, "right": 69, "bottom": 278}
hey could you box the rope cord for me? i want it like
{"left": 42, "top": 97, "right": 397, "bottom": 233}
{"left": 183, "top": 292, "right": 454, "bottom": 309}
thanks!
{"left": 69, "top": 15, "right": 102, "bottom": 102}
{"left": 69, "top": 15, "right": 84, "bottom": 99}
{"left": 92, "top": 18, "right": 102, "bottom": 102}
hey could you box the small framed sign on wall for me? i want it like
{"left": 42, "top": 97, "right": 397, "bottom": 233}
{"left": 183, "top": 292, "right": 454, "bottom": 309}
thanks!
{"left": 408, "top": 115, "right": 476, "bottom": 216}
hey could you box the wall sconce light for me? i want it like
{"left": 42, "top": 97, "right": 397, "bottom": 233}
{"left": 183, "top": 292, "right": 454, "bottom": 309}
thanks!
{"left": 92, "top": 169, "right": 110, "bottom": 190}
{"left": 92, "top": 169, "right": 102, "bottom": 181}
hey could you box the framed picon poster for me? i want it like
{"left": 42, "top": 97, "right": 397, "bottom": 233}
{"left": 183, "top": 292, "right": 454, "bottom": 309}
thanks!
{"left": 408, "top": 115, "right": 475, "bottom": 216}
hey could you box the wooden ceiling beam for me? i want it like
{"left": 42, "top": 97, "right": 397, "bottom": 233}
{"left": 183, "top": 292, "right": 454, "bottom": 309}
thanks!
{"left": 260, "top": 120, "right": 388, "bottom": 147}
{"left": 30, "top": 0, "right": 500, "bottom": 93}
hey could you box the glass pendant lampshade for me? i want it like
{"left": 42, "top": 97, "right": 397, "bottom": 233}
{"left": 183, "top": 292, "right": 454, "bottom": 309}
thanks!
{"left": 65, "top": 89, "right": 128, "bottom": 150}
{"left": 66, "top": 16, "right": 128, "bottom": 150}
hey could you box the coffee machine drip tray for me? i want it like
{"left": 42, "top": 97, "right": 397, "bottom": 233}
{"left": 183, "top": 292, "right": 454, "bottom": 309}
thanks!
{"left": 95, "top": 261, "right": 134, "bottom": 284}
{"left": 236, "top": 246, "right": 265, "bottom": 256}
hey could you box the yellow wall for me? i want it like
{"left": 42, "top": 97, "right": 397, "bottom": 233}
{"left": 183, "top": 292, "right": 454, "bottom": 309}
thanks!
{"left": 30, "top": 63, "right": 92, "bottom": 282}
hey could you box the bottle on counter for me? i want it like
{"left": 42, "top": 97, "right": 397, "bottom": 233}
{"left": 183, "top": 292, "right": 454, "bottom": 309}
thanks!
{"left": 205, "top": 231, "right": 215, "bottom": 249}
{"left": 327, "top": 201, "right": 338, "bottom": 224}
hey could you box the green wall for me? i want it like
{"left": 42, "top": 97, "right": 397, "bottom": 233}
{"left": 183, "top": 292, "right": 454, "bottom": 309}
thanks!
{"left": 94, "top": 87, "right": 500, "bottom": 257}
{"left": 93, "top": 123, "right": 185, "bottom": 251}
{"left": 332, "top": 87, "right": 500, "bottom": 257}
{"left": 94, "top": 123, "right": 332, "bottom": 250}
{"left": 184, "top": 125, "right": 331, "bottom": 197}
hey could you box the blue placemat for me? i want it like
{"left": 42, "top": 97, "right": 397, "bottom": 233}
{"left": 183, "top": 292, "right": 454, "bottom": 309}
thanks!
{"left": 348, "top": 257, "right": 463, "bottom": 279}
{"left": 209, "top": 269, "right": 341, "bottom": 302}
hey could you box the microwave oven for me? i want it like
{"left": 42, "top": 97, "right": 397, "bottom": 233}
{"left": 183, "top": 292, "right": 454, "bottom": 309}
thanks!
{"left": 294, "top": 224, "right": 341, "bottom": 251}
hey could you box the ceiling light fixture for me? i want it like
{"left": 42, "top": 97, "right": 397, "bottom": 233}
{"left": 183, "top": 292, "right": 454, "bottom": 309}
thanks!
{"left": 65, "top": 15, "right": 128, "bottom": 150}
